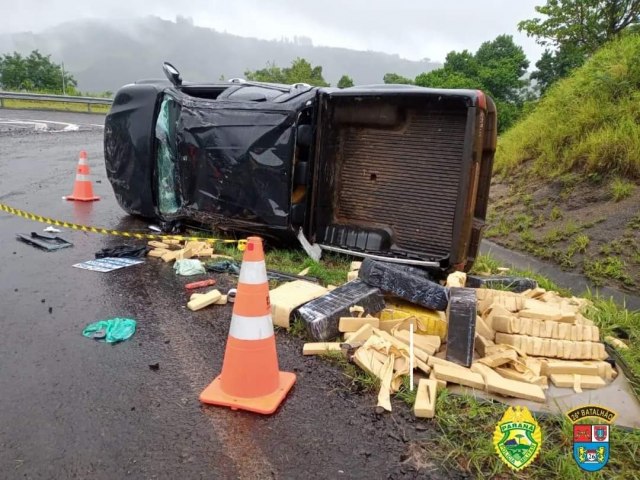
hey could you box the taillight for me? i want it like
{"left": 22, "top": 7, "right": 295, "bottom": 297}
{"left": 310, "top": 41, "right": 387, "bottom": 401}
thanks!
{"left": 476, "top": 90, "right": 487, "bottom": 110}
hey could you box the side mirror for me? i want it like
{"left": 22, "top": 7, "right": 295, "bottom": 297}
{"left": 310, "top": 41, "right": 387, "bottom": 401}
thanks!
{"left": 162, "top": 62, "right": 182, "bottom": 87}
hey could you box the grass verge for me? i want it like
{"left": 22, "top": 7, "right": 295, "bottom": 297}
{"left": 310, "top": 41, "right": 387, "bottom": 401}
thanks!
{"left": 495, "top": 34, "right": 640, "bottom": 179}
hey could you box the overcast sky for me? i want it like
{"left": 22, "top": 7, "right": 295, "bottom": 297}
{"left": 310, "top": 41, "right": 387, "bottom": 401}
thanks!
{"left": 0, "top": 0, "right": 545, "bottom": 63}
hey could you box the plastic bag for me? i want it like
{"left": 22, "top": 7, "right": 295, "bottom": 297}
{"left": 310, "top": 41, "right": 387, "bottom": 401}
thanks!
{"left": 82, "top": 318, "right": 137, "bottom": 344}
{"left": 174, "top": 259, "right": 206, "bottom": 276}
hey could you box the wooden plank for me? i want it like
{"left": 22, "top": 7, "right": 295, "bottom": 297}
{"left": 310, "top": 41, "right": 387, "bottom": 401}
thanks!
{"left": 475, "top": 316, "right": 495, "bottom": 340}
{"left": 393, "top": 329, "right": 440, "bottom": 356}
{"left": 494, "top": 367, "right": 548, "bottom": 388}
{"left": 477, "top": 349, "right": 518, "bottom": 368}
{"left": 302, "top": 342, "right": 343, "bottom": 356}
{"left": 372, "top": 328, "right": 429, "bottom": 363}
{"left": 353, "top": 347, "right": 386, "bottom": 380}
{"left": 550, "top": 374, "right": 607, "bottom": 389}
{"left": 429, "top": 370, "right": 447, "bottom": 391}
{"left": 474, "top": 334, "right": 495, "bottom": 358}
{"left": 433, "top": 364, "right": 485, "bottom": 390}
{"left": 147, "top": 248, "right": 170, "bottom": 258}
{"left": 541, "top": 359, "right": 609, "bottom": 377}
{"left": 414, "top": 379, "right": 437, "bottom": 419}
{"left": 415, "top": 358, "right": 432, "bottom": 375}
{"left": 471, "top": 363, "right": 546, "bottom": 403}
{"left": 148, "top": 241, "right": 170, "bottom": 249}
{"left": 446, "top": 271, "right": 466, "bottom": 288}
{"left": 187, "top": 289, "right": 221, "bottom": 311}
{"left": 344, "top": 324, "right": 374, "bottom": 346}
{"left": 495, "top": 333, "right": 608, "bottom": 360}
{"left": 339, "top": 316, "right": 380, "bottom": 333}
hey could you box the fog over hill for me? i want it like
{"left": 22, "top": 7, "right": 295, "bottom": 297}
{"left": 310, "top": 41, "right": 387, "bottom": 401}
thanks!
{"left": 0, "top": 16, "right": 441, "bottom": 92}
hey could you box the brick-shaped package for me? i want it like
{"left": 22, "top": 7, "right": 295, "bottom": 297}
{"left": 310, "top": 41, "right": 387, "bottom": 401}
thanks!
{"left": 465, "top": 275, "right": 537, "bottom": 293}
{"left": 358, "top": 259, "right": 449, "bottom": 311}
{"left": 446, "top": 288, "right": 477, "bottom": 367}
{"left": 297, "top": 279, "right": 385, "bottom": 341}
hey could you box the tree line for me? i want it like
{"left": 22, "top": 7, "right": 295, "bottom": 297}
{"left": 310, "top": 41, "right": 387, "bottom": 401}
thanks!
{"left": 2, "top": 1, "right": 637, "bottom": 132}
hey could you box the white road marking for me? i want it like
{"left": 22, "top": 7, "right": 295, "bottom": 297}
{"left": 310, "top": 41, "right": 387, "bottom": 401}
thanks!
{"left": 0, "top": 120, "right": 49, "bottom": 131}
{"left": 0, "top": 118, "right": 94, "bottom": 132}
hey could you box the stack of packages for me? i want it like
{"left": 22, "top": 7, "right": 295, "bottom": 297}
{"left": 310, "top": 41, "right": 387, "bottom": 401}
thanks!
{"left": 269, "top": 258, "right": 617, "bottom": 420}
{"left": 146, "top": 239, "right": 217, "bottom": 262}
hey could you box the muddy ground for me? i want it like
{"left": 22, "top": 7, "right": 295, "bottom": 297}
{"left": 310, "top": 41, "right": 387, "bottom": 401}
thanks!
{"left": 486, "top": 174, "right": 640, "bottom": 296}
{"left": 0, "top": 110, "right": 461, "bottom": 479}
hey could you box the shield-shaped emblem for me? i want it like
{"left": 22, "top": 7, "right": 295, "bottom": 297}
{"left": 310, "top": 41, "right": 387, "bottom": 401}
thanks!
{"left": 573, "top": 424, "right": 610, "bottom": 472}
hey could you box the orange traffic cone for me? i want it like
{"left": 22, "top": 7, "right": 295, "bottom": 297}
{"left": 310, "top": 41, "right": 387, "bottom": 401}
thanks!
{"left": 65, "top": 151, "right": 100, "bottom": 201}
{"left": 200, "top": 236, "right": 296, "bottom": 414}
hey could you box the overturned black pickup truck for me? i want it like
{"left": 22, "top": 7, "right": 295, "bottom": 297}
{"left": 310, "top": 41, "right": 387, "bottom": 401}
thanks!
{"left": 104, "top": 63, "right": 497, "bottom": 272}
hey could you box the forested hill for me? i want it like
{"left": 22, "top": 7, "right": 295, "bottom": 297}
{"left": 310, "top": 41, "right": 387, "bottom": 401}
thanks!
{"left": 0, "top": 16, "right": 440, "bottom": 92}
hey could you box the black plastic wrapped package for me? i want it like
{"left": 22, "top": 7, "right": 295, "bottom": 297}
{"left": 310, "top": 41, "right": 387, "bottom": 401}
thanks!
{"left": 297, "top": 279, "right": 385, "bottom": 341}
{"left": 465, "top": 275, "right": 538, "bottom": 293}
{"left": 358, "top": 258, "right": 449, "bottom": 311}
{"left": 445, "top": 288, "right": 477, "bottom": 367}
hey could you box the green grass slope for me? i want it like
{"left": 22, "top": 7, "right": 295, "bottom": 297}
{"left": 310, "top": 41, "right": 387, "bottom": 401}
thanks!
{"left": 496, "top": 34, "right": 640, "bottom": 179}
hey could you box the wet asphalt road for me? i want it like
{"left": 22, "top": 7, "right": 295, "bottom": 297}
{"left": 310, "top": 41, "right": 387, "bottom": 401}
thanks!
{"left": 0, "top": 110, "right": 444, "bottom": 480}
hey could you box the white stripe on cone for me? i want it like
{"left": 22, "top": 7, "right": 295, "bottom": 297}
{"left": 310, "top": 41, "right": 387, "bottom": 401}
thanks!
{"left": 78, "top": 157, "right": 88, "bottom": 166}
{"left": 238, "top": 260, "right": 268, "bottom": 284}
{"left": 228, "top": 313, "right": 274, "bottom": 340}
{"left": 75, "top": 174, "right": 91, "bottom": 182}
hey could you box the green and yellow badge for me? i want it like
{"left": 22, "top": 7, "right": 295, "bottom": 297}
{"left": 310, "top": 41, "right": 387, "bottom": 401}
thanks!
{"left": 494, "top": 406, "right": 542, "bottom": 471}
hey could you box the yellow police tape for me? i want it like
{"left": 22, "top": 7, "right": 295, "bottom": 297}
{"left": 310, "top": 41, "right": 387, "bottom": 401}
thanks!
{"left": 0, "top": 203, "right": 247, "bottom": 251}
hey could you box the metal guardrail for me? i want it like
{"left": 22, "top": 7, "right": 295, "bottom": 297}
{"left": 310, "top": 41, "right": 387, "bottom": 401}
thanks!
{"left": 0, "top": 91, "right": 113, "bottom": 113}
{"left": 0, "top": 91, "right": 112, "bottom": 104}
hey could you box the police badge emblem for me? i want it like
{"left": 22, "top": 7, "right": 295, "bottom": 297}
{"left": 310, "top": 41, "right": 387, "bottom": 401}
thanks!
{"left": 566, "top": 405, "right": 617, "bottom": 472}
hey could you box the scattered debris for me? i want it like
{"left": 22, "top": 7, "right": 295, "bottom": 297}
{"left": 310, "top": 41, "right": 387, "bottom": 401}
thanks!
{"left": 43, "top": 226, "right": 62, "bottom": 233}
{"left": 187, "top": 289, "right": 222, "bottom": 311}
{"left": 73, "top": 257, "right": 144, "bottom": 273}
{"left": 227, "top": 288, "right": 237, "bottom": 303}
{"left": 605, "top": 336, "right": 629, "bottom": 350}
{"left": 149, "top": 363, "right": 160, "bottom": 371}
{"left": 267, "top": 269, "right": 320, "bottom": 284}
{"left": 185, "top": 279, "right": 216, "bottom": 290}
{"left": 174, "top": 259, "right": 206, "bottom": 276}
{"left": 82, "top": 318, "right": 137, "bottom": 344}
{"left": 206, "top": 260, "right": 240, "bottom": 275}
{"left": 17, "top": 232, "right": 73, "bottom": 251}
